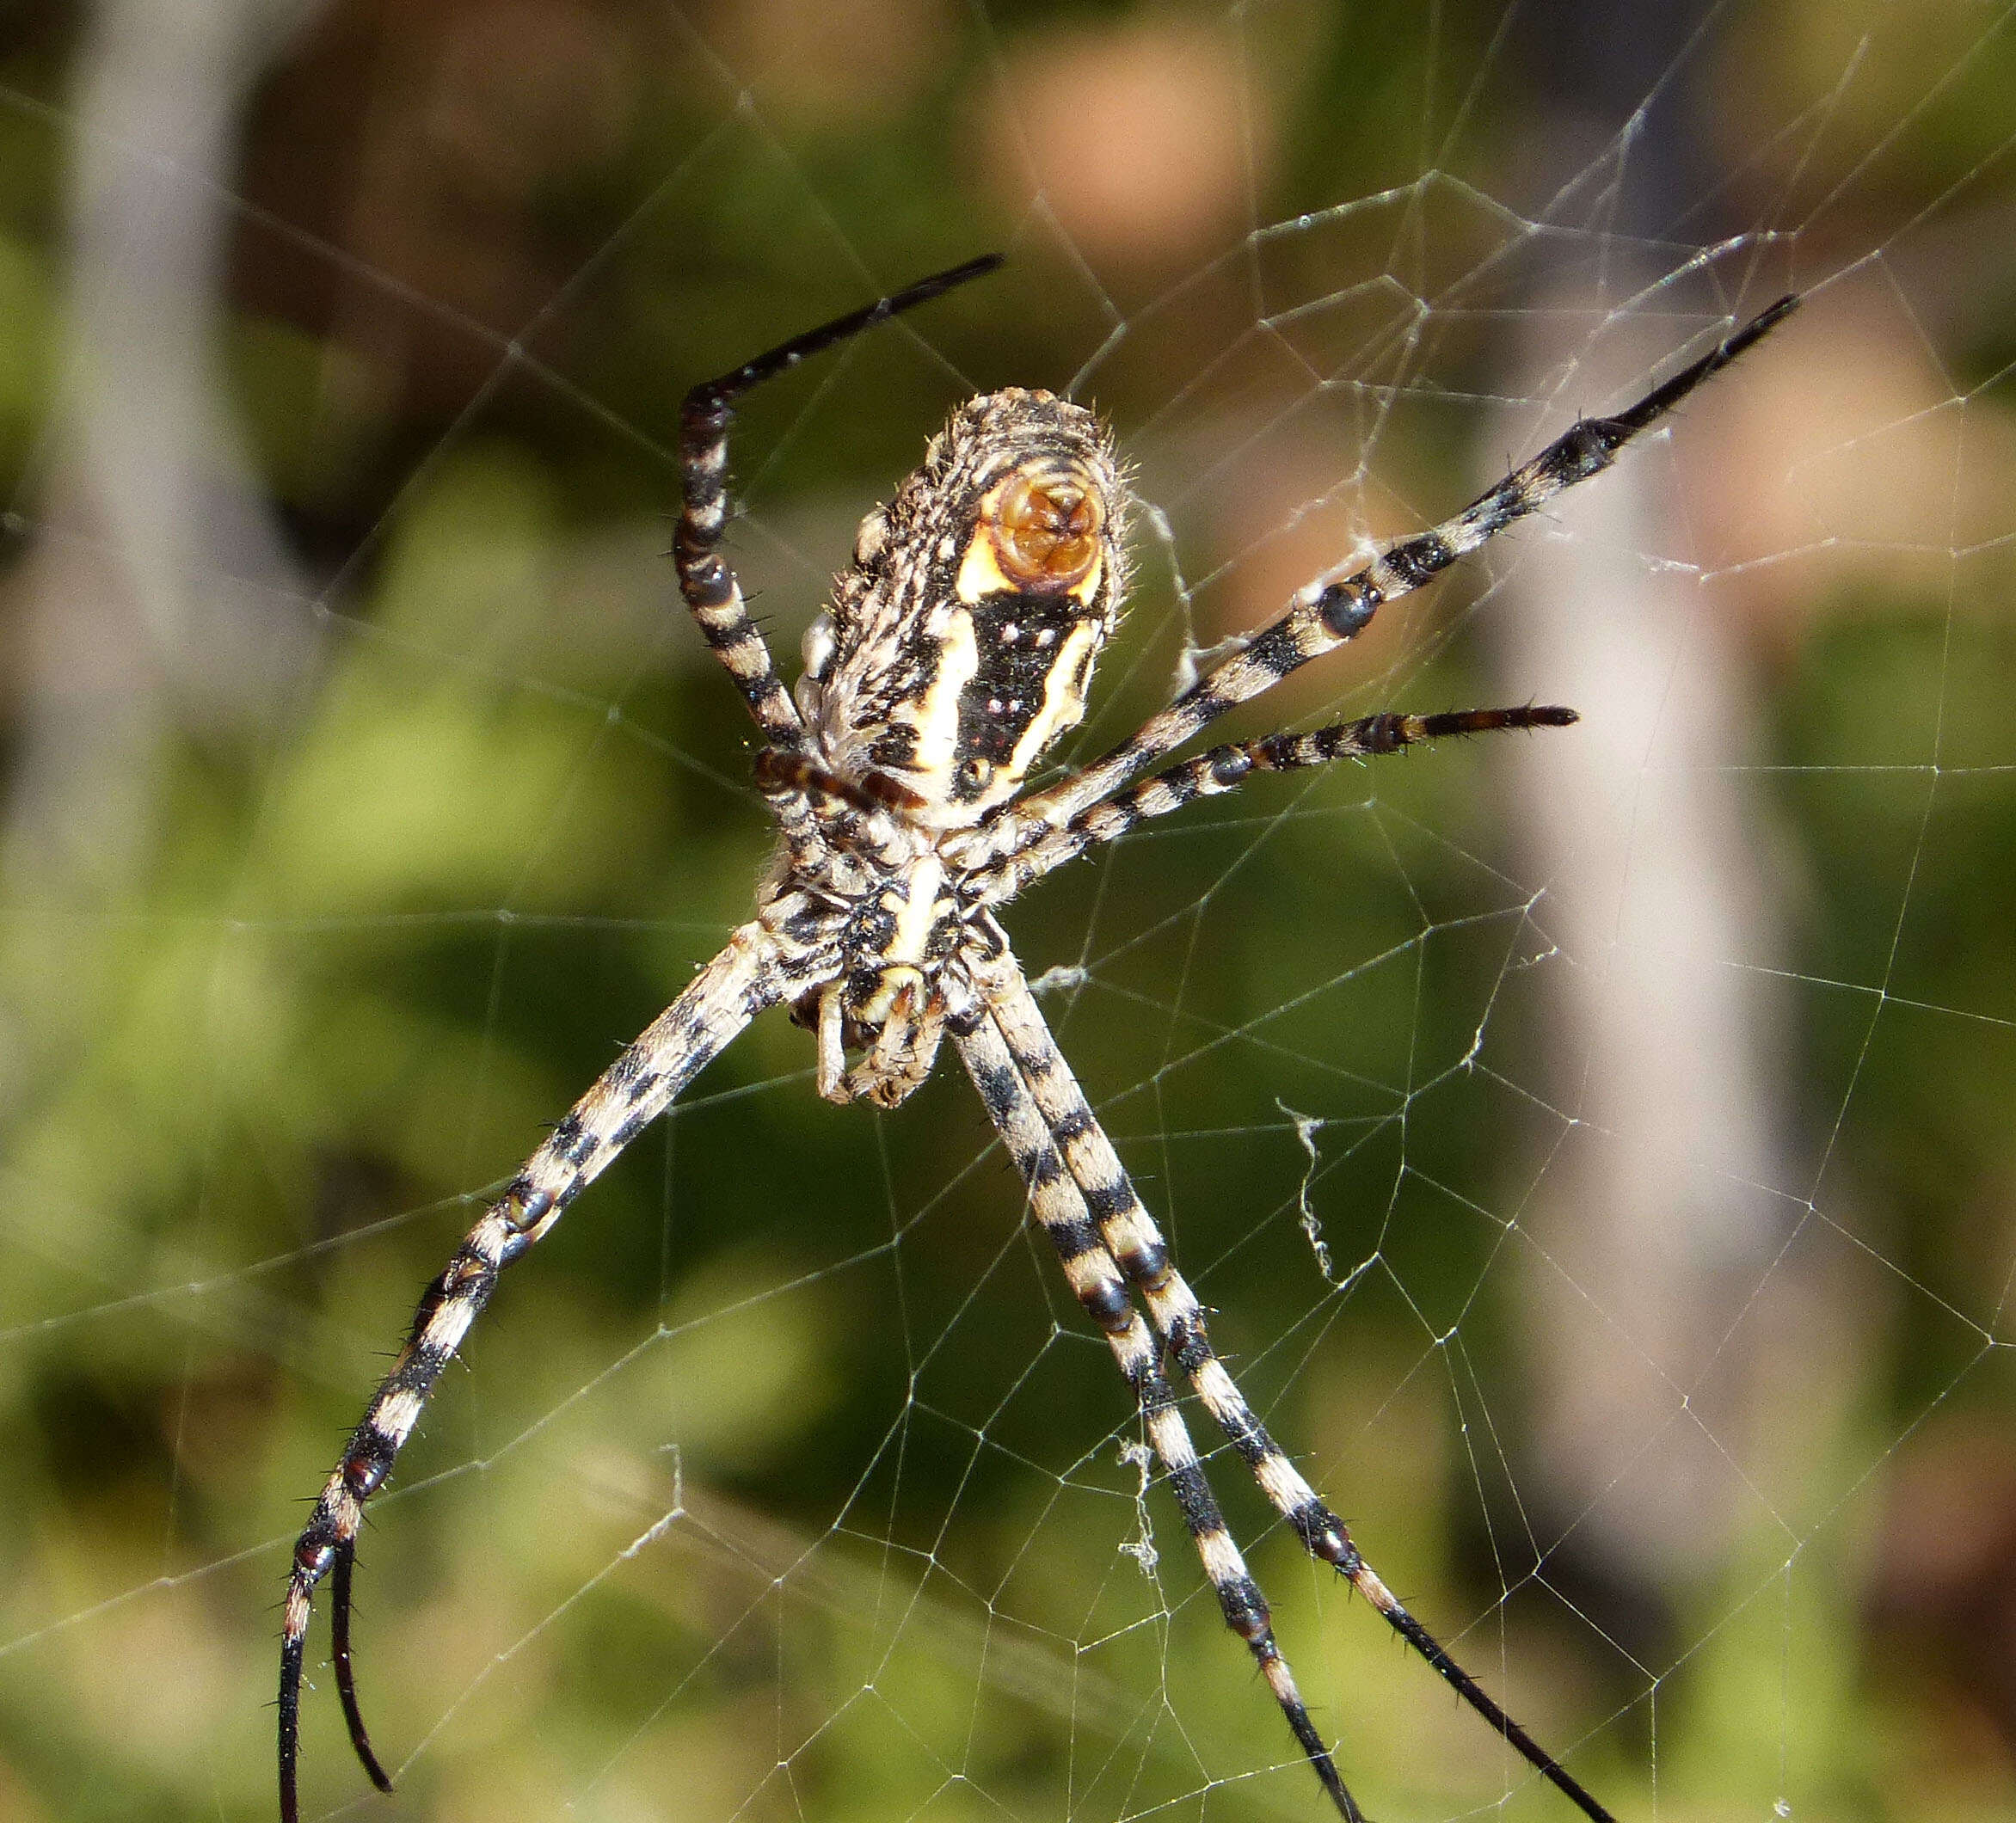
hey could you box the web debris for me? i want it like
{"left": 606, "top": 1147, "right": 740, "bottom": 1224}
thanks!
{"left": 1276, "top": 1099, "right": 1337, "bottom": 1284}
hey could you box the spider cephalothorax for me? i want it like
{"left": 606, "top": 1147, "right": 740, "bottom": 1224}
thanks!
{"left": 279, "top": 252, "right": 1797, "bottom": 1823}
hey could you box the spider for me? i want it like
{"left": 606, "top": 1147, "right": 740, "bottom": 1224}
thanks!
{"left": 279, "top": 253, "right": 1797, "bottom": 1823}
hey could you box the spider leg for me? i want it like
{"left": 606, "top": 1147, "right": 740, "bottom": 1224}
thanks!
{"left": 753, "top": 746, "right": 914, "bottom": 876}
{"left": 950, "top": 988, "right": 1366, "bottom": 1821}
{"left": 676, "top": 255, "right": 1004, "bottom": 751}
{"left": 753, "top": 746, "right": 926, "bottom": 819}
{"left": 976, "top": 703, "right": 1577, "bottom": 901}
{"left": 971, "top": 950, "right": 1620, "bottom": 1823}
{"left": 327, "top": 1541, "right": 390, "bottom": 1791}
{"left": 956, "top": 292, "right": 1798, "bottom": 871}
{"left": 845, "top": 974, "right": 946, "bottom": 1108}
{"left": 280, "top": 924, "right": 792, "bottom": 1823}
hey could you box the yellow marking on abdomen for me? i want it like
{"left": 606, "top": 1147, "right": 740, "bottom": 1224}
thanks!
{"left": 956, "top": 537, "right": 1103, "bottom": 609}
{"left": 896, "top": 606, "right": 979, "bottom": 800}
{"left": 1000, "top": 617, "right": 1100, "bottom": 790}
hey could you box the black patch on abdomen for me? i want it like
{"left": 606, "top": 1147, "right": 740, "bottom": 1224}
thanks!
{"left": 954, "top": 592, "right": 1095, "bottom": 781}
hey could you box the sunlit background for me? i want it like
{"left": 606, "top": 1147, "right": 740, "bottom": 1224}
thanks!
{"left": 3, "top": 2, "right": 2014, "bottom": 1820}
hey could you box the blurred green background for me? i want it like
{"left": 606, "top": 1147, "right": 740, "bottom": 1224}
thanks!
{"left": 1, "top": 1, "right": 2013, "bottom": 1820}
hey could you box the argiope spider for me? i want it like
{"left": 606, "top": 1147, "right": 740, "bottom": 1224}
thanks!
{"left": 279, "top": 254, "right": 1797, "bottom": 1823}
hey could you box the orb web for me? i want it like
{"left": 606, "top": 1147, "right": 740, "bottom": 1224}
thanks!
{"left": 1, "top": 4, "right": 2012, "bottom": 1820}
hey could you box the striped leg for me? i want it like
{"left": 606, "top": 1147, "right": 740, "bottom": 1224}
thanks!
{"left": 975, "top": 703, "right": 1577, "bottom": 903}
{"left": 955, "top": 292, "right": 1798, "bottom": 873}
{"left": 675, "top": 255, "right": 1004, "bottom": 750}
{"left": 974, "top": 952, "right": 1619, "bottom": 1823}
{"left": 279, "top": 926, "right": 788, "bottom": 1823}
{"left": 752, "top": 746, "right": 915, "bottom": 877}
{"left": 950, "top": 991, "right": 1363, "bottom": 1820}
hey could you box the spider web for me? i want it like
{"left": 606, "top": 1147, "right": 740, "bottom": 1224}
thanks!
{"left": 2, "top": 2, "right": 2013, "bottom": 1819}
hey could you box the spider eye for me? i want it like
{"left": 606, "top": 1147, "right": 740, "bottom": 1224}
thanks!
{"left": 990, "top": 468, "right": 1103, "bottom": 589}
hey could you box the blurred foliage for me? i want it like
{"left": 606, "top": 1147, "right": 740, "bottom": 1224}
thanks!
{"left": 0, "top": 2, "right": 2013, "bottom": 1821}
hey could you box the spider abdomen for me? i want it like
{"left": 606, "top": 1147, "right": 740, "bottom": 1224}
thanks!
{"left": 806, "top": 389, "right": 1129, "bottom": 831}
